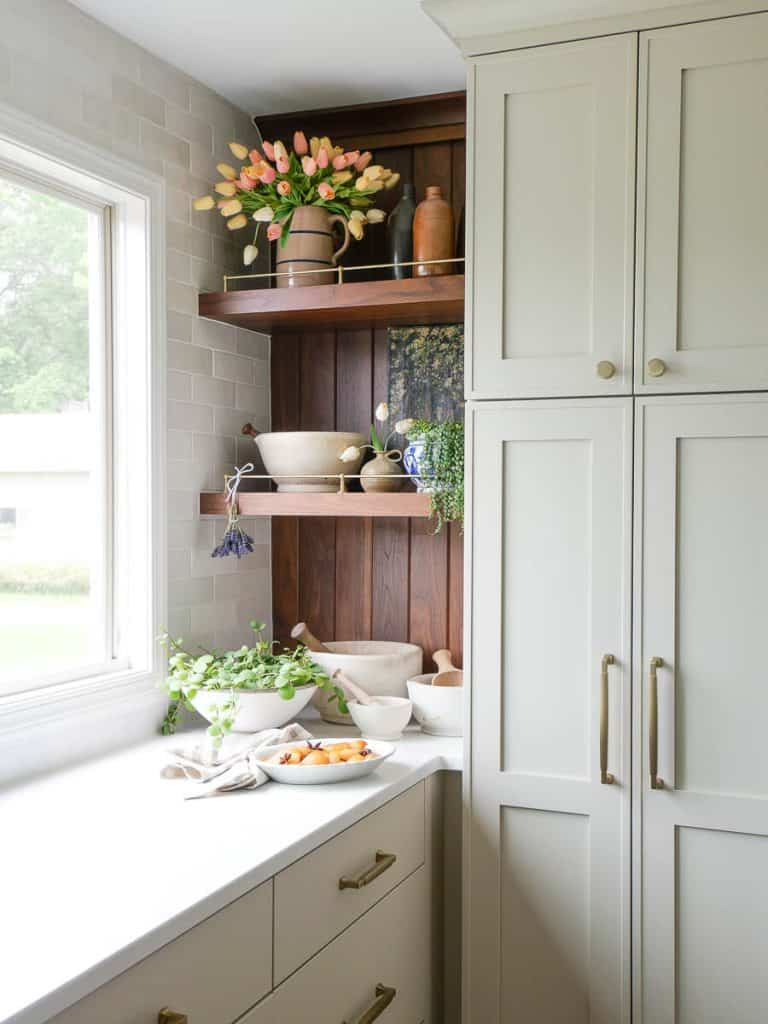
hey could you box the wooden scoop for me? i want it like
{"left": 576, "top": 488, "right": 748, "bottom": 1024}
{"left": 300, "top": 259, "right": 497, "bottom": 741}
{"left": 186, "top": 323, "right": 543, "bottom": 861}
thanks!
{"left": 290, "top": 622, "right": 372, "bottom": 705}
{"left": 432, "top": 649, "right": 463, "bottom": 687}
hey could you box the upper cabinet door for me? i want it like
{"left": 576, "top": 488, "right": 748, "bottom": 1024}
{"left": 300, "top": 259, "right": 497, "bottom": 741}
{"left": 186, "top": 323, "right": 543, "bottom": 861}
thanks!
{"left": 636, "top": 14, "right": 768, "bottom": 393}
{"left": 468, "top": 35, "right": 637, "bottom": 400}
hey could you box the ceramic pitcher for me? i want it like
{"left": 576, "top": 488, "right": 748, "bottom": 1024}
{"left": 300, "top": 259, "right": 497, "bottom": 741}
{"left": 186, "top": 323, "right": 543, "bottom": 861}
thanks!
{"left": 275, "top": 206, "right": 351, "bottom": 288}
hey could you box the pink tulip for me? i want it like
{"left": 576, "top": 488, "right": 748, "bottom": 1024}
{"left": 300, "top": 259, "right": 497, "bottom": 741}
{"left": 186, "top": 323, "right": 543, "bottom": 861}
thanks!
{"left": 317, "top": 146, "right": 329, "bottom": 169}
{"left": 344, "top": 150, "right": 360, "bottom": 167}
{"left": 276, "top": 156, "right": 290, "bottom": 173}
{"left": 355, "top": 151, "right": 372, "bottom": 172}
{"left": 262, "top": 140, "right": 275, "bottom": 161}
{"left": 249, "top": 148, "right": 265, "bottom": 165}
{"left": 302, "top": 155, "right": 317, "bottom": 176}
{"left": 239, "top": 172, "right": 257, "bottom": 190}
{"left": 317, "top": 182, "right": 335, "bottom": 200}
{"left": 267, "top": 222, "right": 282, "bottom": 242}
{"left": 277, "top": 180, "right": 292, "bottom": 196}
{"left": 293, "top": 131, "right": 308, "bottom": 156}
{"left": 332, "top": 154, "right": 347, "bottom": 171}
{"left": 259, "top": 165, "right": 276, "bottom": 184}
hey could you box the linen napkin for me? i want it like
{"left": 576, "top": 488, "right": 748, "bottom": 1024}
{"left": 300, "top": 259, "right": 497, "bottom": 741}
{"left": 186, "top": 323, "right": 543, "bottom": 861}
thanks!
{"left": 161, "top": 723, "right": 313, "bottom": 799}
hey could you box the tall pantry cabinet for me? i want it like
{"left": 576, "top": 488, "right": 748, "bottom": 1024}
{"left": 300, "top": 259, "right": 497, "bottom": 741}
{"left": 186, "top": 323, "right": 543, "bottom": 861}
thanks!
{"left": 463, "top": 11, "right": 768, "bottom": 1024}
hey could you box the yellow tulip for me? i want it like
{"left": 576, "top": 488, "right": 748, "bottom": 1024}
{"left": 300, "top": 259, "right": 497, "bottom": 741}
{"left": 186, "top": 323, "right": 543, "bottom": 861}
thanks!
{"left": 320, "top": 136, "right": 334, "bottom": 156}
{"left": 365, "top": 208, "right": 386, "bottom": 224}
{"left": 349, "top": 210, "right": 366, "bottom": 222}
{"left": 348, "top": 217, "right": 364, "bottom": 240}
{"left": 227, "top": 213, "right": 248, "bottom": 231}
{"left": 355, "top": 176, "right": 371, "bottom": 191}
{"left": 193, "top": 195, "right": 215, "bottom": 211}
{"left": 309, "top": 136, "right": 321, "bottom": 159}
{"left": 365, "top": 165, "right": 384, "bottom": 180}
{"left": 384, "top": 172, "right": 401, "bottom": 189}
{"left": 228, "top": 142, "right": 249, "bottom": 161}
{"left": 217, "top": 162, "right": 237, "bottom": 180}
{"left": 220, "top": 198, "right": 243, "bottom": 217}
{"left": 273, "top": 139, "right": 288, "bottom": 161}
{"left": 332, "top": 170, "right": 353, "bottom": 184}
{"left": 214, "top": 181, "right": 237, "bottom": 196}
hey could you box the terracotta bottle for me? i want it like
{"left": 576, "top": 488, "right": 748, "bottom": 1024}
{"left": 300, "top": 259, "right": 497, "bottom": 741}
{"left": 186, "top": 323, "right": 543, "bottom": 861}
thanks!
{"left": 412, "top": 185, "right": 454, "bottom": 277}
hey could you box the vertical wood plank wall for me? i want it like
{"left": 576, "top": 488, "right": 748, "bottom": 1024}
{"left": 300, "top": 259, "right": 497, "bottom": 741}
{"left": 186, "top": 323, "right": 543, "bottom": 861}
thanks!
{"left": 270, "top": 131, "right": 465, "bottom": 667}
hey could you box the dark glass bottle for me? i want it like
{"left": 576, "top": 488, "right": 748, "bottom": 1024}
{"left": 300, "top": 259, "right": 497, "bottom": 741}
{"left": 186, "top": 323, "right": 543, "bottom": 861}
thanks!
{"left": 387, "top": 183, "right": 416, "bottom": 279}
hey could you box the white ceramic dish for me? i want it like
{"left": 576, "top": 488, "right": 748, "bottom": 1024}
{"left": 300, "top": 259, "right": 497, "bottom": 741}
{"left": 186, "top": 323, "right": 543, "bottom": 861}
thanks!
{"left": 256, "top": 738, "right": 395, "bottom": 785}
{"left": 310, "top": 641, "right": 423, "bottom": 723}
{"left": 347, "top": 697, "right": 413, "bottom": 740}
{"left": 407, "top": 674, "right": 463, "bottom": 737}
{"left": 254, "top": 431, "right": 365, "bottom": 492}
{"left": 190, "top": 685, "right": 316, "bottom": 733}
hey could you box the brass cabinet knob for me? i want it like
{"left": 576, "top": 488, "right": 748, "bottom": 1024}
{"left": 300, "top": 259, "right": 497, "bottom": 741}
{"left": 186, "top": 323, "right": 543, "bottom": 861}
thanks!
{"left": 158, "top": 1010, "right": 187, "bottom": 1024}
{"left": 596, "top": 360, "right": 616, "bottom": 380}
{"left": 647, "top": 357, "right": 667, "bottom": 377}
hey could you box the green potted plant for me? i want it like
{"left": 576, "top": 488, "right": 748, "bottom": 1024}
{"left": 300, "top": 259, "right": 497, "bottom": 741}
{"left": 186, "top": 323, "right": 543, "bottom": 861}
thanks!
{"left": 160, "top": 622, "right": 347, "bottom": 745}
{"left": 403, "top": 419, "right": 464, "bottom": 533}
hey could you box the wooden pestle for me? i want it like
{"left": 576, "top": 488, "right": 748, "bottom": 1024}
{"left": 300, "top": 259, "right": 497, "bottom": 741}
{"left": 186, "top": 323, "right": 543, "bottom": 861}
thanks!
{"left": 290, "top": 622, "right": 373, "bottom": 705}
{"left": 432, "top": 648, "right": 463, "bottom": 687}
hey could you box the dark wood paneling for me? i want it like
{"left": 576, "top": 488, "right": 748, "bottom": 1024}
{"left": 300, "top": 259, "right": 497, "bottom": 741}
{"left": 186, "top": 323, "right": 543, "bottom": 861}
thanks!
{"left": 409, "top": 518, "right": 449, "bottom": 666}
{"left": 371, "top": 519, "right": 411, "bottom": 643}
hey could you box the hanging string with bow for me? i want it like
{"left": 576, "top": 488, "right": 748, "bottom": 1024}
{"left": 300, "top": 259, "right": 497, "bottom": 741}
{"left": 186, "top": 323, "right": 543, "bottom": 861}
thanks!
{"left": 211, "top": 463, "right": 255, "bottom": 559}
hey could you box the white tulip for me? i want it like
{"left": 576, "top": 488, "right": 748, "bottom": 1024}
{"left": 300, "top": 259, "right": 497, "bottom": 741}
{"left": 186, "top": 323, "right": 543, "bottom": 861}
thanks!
{"left": 243, "top": 244, "right": 259, "bottom": 266}
{"left": 253, "top": 207, "right": 274, "bottom": 222}
{"left": 339, "top": 445, "right": 361, "bottom": 463}
{"left": 395, "top": 418, "right": 414, "bottom": 435}
{"left": 375, "top": 401, "right": 389, "bottom": 422}
{"left": 365, "top": 208, "right": 386, "bottom": 224}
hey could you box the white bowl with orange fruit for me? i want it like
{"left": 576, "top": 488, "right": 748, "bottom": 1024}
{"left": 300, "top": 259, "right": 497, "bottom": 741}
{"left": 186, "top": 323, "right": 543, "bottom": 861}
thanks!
{"left": 256, "top": 737, "right": 394, "bottom": 785}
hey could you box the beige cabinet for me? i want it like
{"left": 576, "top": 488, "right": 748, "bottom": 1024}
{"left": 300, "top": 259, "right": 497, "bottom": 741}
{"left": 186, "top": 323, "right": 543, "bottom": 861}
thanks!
{"left": 244, "top": 867, "right": 431, "bottom": 1024}
{"left": 634, "top": 395, "right": 768, "bottom": 1023}
{"left": 49, "top": 881, "right": 273, "bottom": 1024}
{"left": 469, "top": 34, "right": 637, "bottom": 399}
{"left": 636, "top": 13, "right": 768, "bottom": 392}
{"left": 466, "top": 399, "right": 633, "bottom": 1023}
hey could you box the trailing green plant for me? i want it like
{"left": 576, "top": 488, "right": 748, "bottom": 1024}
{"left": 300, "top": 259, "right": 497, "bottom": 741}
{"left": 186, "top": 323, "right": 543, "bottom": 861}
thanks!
{"left": 159, "top": 621, "right": 348, "bottom": 745}
{"left": 407, "top": 419, "right": 464, "bottom": 533}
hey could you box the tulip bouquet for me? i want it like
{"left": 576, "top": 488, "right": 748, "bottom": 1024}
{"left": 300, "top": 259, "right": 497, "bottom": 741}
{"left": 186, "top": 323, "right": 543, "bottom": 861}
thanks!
{"left": 194, "top": 132, "right": 400, "bottom": 266}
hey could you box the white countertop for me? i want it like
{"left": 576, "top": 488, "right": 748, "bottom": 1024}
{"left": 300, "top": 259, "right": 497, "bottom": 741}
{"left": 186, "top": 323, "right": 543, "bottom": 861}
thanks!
{"left": 0, "top": 718, "right": 461, "bottom": 1024}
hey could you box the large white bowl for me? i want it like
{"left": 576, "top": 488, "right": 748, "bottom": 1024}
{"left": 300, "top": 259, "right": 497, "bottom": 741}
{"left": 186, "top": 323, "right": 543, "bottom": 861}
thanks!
{"left": 347, "top": 697, "right": 413, "bottom": 740}
{"left": 407, "top": 674, "right": 463, "bottom": 737}
{"left": 190, "top": 685, "right": 316, "bottom": 733}
{"left": 255, "top": 737, "right": 394, "bottom": 785}
{"left": 310, "top": 641, "right": 423, "bottom": 724}
{"left": 254, "top": 431, "right": 366, "bottom": 492}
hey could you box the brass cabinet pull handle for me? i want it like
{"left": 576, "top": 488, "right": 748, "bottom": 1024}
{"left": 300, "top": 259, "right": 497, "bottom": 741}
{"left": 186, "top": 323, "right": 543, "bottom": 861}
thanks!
{"left": 649, "top": 657, "right": 664, "bottom": 789}
{"left": 158, "top": 1010, "right": 187, "bottom": 1024}
{"left": 600, "top": 654, "right": 615, "bottom": 784}
{"left": 344, "top": 983, "right": 397, "bottom": 1023}
{"left": 339, "top": 850, "right": 397, "bottom": 890}
{"left": 596, "top": 360, "right": 616, "bottom": 379}
{"left": 647, "top": 357, "right": 667, "bottom": 377}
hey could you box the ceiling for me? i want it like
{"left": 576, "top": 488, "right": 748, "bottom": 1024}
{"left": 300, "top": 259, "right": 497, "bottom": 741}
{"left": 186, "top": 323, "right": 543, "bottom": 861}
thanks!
{"left": 71, "top": 0, "right": 466, "bottom": 116}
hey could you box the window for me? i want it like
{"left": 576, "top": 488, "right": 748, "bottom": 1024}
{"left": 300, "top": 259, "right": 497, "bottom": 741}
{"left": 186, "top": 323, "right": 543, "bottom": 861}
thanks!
{"left": 0, "top": 118, "right": 164, "bottom": 705}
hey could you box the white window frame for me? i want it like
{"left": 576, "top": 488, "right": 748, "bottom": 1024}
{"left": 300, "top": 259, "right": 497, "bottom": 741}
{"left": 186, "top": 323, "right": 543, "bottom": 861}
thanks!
{"left": 0, "top": 103, "right": 166, "bottom": 739}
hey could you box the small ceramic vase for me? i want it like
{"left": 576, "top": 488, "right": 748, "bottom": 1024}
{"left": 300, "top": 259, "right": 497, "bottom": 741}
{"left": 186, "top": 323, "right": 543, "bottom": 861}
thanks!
{"left": 413, "top": 185, "right": 454, "bottom": 277}
{"left": 360, "top": 450, "right": 405, "bottom": 493}
{"left": 403, "top": 437, "right": 433, "bottom": 493}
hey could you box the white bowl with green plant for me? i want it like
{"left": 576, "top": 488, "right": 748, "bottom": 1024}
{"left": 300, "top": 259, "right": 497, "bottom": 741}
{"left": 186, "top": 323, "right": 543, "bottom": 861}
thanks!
{"left": 160, "top": 622, "right": 347, "bottom": 744}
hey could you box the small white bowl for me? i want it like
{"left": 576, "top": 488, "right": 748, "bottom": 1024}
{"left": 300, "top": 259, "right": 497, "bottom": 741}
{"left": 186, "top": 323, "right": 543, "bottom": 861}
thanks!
{"left": 347, "top": 697, "right": 412, "bottom": 740}
{"left": 256, "top": 738, "right": 394, "bottom": 785}
{"left": 407, "top": 673, "right": 463, "bottom": 737}
{"left": 190, "top": 685, "right": 316, "bottom": 733}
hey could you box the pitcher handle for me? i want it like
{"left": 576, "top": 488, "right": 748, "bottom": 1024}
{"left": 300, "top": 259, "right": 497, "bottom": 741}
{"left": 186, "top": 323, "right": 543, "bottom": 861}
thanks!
{"left": 328, "top": 214, "right": 351, "bottom": 265}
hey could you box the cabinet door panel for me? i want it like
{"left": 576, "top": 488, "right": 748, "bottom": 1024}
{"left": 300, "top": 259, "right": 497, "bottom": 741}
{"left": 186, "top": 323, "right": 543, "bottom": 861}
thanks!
{"left": 636, "top": 14, "right": 768, "bottom": 392}
{"left": 635, "top": 395, "right": 768, "bottom": 1023}
{"left": 466, "top": 399, "right": 632, "bottom": 1024}
{"left": 469, "top": 35, "right": 636, "bottom": 399}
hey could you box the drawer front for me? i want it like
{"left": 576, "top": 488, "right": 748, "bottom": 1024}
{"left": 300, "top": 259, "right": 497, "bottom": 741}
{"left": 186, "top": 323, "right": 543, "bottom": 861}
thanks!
{"left": 245, "top": 866, "right": 430, "bottom": 1024}
{"left": 50, "top": 880, "right": 272, "bottom": 1024}
{"left": 274, "top": 782, "right": 425, "bottom": 984}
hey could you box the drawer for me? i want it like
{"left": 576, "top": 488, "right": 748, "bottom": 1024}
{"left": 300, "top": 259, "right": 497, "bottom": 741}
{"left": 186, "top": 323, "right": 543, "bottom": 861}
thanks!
{"left": 274, "top": 782, "right": 425, "bottom": 984}
{"left": 244, "top": 866, "right": 430, "bottom": 1024}
{"left": 50, "top": 880, "right": 272, "bottom": 1024}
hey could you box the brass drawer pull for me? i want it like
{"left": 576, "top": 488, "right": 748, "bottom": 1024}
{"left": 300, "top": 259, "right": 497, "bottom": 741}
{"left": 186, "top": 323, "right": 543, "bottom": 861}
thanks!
{"left": 158, "top": 1010, "right": 187, "bottom": 1024}
{"left": 600, "top": 654, "right": 615, "bottom": 784}
{"left": 344, "top": 983, "right": 397, "bottom": 1023}
{"left": 339, "top": 850, "right": 397, "bottom": 890}
{"left": 649, "top": 656, "right": 664, "bottom": 790}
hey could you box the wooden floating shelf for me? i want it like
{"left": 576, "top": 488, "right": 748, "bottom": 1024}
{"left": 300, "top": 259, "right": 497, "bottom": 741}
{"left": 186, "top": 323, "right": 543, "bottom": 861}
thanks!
{"left": 198, "top": 274, "right": 464, "bottom": 331}
{"left": 199, "top": 491, "right": 432, "bottom": 518}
